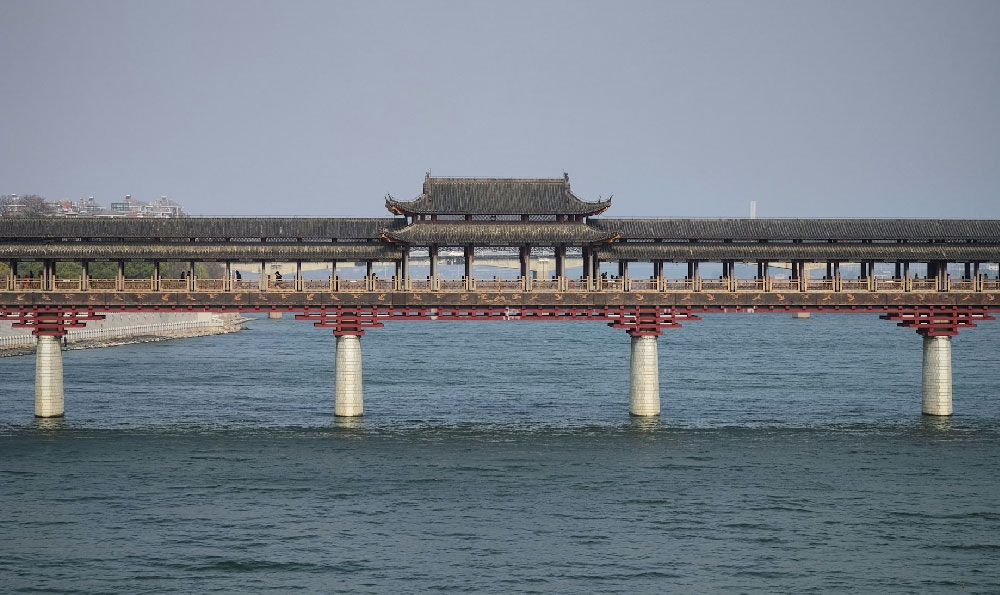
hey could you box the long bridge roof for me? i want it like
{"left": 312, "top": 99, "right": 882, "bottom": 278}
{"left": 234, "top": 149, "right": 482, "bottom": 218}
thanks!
{"left": 590, "top": 218, "right": 1000, "bottom": 241}
{"left": 7, "top": 217, "right": 998, "bottom": 243}
{"left": 597, "top": 242, "right": 1000, "bottom": 263}
{"left": 0, "top": 217, "right": 404, "bottom": 240}
{"left": 0, "top": 242, "right": 401, "bottom": 262}
{"left": 2, "top": 216, "right": 1000, "bottom": 262}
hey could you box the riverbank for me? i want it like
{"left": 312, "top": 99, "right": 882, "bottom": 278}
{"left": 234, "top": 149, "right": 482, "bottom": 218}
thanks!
{"left": 0, "top": 313, "right": 250, "bottom": 357}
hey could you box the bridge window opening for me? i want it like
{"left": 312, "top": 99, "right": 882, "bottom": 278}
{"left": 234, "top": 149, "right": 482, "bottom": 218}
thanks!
{"left": 231, "top": 262, "right": 263, "bottom": 281}
{"left": 435, "top": 247, "right": 470, "bottom": 280}
{"left": 406, "top": 248, "right": 430, "bottom": 280}
{"left": 458, "top": 247, "right": 522, "bottom": 281}
{"left": 471, "top": 214, "right": 523, "bottom": 222}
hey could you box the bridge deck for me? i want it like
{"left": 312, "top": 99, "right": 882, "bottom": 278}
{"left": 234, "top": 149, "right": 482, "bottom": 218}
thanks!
{"left": 3, "top": 286, "right": 998, "bottom": 311}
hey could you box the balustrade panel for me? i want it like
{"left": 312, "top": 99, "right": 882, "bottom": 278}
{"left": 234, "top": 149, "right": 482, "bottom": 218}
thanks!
{"left": 233, "top": 279, "right": 258, "bottom": 291}
{"left": 196, "top": 279, "right": 225, "bottom": 291}
{"left": 700, "top": 279, "right": 729, "bottom": 291}
{"left": 302, "top": 279, "right": 330, "bottom": 291}
{"left": 839, "top": 279, "right": 868, "bottom": 291}
{"left": 123, "top": 279, "right": 151, "bottom": 291}
{"left": 735, "top": 279, "right": 767, "bottom": 292}
{"left": 630, "top": 279, "right": 658, "bottom": 291}
{"left": 159, "top": 279, "right": 189, "bottom": 291}
{"left": 533, "top": 279, "right": 561, "bottom": 292}
{"left": 339, "top": 279, "right": 366, "bottom": 291}
{"left": 661, "top": 280, "right": 693, "bottom": 291}
{"left": 53, "top": 279, "right": 81, "bottom": 291}
{"left": 87, "top": 279, "right": 117, "bottom": 291}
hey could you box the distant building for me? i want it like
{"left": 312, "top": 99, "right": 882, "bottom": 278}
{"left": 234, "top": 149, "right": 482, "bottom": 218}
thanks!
{"left": 107, "top": 195, "right": 187, "bottom": 218}
{"left": 141, "top": 197, "right": 186, "bottom": 218}
{"left": 75, "top": 197, "right": 105, "bottom": 216}
{"left": 110, "top": 195, "right": 144, "bottom": 214}
{"left": 2, "top": 194, "right": 187, "bottom": 218}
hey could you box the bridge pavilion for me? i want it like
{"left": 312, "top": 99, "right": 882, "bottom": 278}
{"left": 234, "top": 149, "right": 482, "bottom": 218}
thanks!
{"left": 383, "top": 174, "right": 616, "bottom": 286}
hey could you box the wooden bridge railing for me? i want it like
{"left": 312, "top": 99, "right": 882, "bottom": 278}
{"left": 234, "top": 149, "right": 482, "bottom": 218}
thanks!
{"left": 4, "top": 274, "right": 998, "bottom": 295}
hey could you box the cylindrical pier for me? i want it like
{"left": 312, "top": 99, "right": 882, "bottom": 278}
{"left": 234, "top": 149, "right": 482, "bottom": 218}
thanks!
{"left": 629, "top": 335, "right": 660, "bottom": 416}
{"left": 335, "top": 335, "right": 363, "bottom": 417}
{"left": 34, "top": 336, "right": 64, "bottom": 418}
{"left": 922, "top": 335, "right": 952, "bottom": 416}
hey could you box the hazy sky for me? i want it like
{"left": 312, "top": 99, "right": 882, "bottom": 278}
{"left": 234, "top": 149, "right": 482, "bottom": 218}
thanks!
{"left": 1, "top": 0, "right": 998, "bottom": 217}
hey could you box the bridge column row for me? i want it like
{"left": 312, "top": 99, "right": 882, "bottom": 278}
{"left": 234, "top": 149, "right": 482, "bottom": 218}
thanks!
{"left": 11, "top": 306, "right": 991, "bottom": 420}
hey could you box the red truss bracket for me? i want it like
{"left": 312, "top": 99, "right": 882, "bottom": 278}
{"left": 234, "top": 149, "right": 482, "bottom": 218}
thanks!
{"left": 880, "top": 306, "right": 996, "bottom": 337}
{"left": 0, "top": 309, "right": 106, "bottom": 337}
{"left": 607, "top": 306, "right": 701, "bottom": 337}
{"left": 294, "top": 306, "right": 387, "bottom": 336}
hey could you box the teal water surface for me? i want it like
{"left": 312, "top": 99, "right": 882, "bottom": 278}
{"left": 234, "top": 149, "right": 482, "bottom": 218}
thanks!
{"left": 2, "top": 314, "right": 999, "bottom": 593}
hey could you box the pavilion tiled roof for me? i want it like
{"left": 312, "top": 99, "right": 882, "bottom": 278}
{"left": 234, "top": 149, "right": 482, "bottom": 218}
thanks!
{"left": 589, "top": 219, "right": 1000, "bottom": 241}
{"left": 385, "top": 175, "right": 611, "bottom": 216}
{"left": 381, "top": 222, "right": 619, "bottom": 246}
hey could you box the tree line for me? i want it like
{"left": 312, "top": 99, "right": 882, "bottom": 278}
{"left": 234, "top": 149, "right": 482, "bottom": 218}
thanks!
{"left": 0, "top": 194, "right": 51, "bottom": 216}
{"left": 1, "top": 261, "right": 227, "bottom": 278}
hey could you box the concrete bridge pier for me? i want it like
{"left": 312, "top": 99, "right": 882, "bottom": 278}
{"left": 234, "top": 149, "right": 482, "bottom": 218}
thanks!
{"left": 34, "top": 335, "right": 64, "bottom": 418}
{"left": 922, "top": 335, "right": 952, "bottom": 416}
{"left": 335, "top": 334, "right": 364, "bottom": 417}
{"left": 629, "top": 335, "right": 660, "bottom": 416}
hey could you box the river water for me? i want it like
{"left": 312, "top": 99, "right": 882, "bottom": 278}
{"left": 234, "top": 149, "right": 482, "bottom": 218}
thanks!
{"left": 2, "top": 313, "right": 999, "bottom": 593}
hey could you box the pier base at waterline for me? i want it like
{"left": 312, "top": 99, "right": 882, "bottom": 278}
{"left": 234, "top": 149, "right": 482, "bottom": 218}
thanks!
{"left": 35, "top": 335, "right": 64, "bottom": 418}
{"left": 922, "top": 335, "right": 952, "bottom": 416}
{"left": 335, "top": 334, "right": 363, "bottom": 417}
{"left": 629, "top": 335, "right": 660, "bottom": 416}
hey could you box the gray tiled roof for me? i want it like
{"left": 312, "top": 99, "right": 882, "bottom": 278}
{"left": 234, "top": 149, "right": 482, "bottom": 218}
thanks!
{"left": 385, "top": 176, "right": 611, "bottom": 215}
{"left": 0, "top": 243, "right": 401, "bottom": 262}
{"left": 590, "top": 219, "right": 1000, "bottom": 241}
{"left": 596, "top": 243, "right": 1000, "bottom": 262}
{"left": 0, "top": 218, "right": 406, "bottom": 240}
{"left": 382, "top": 222, "right": 618, "bottom": 246}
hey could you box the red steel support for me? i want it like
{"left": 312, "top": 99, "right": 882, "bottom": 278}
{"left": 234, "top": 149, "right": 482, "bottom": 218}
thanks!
{"left": 1, "top": 309, "right": 105, "bottom": 337}
{"left": 880, "top": 305, "right": 995, "bottom": 337}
